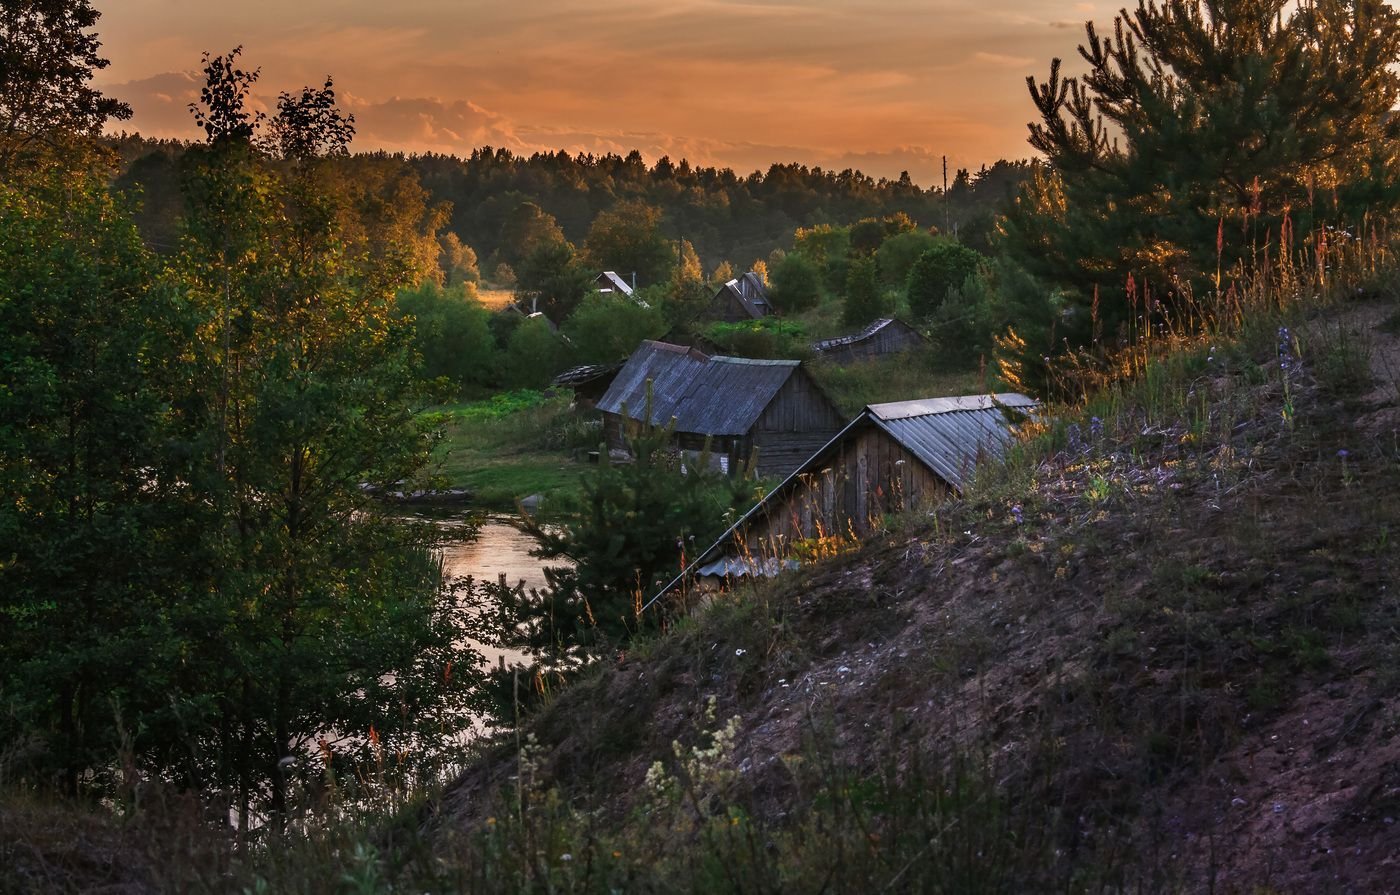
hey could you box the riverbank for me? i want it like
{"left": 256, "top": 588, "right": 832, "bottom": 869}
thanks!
{"left": 426, "top": 390, "right": 592, "bottom": 511}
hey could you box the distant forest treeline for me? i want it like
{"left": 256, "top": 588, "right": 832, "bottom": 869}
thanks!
{"left": 107, "top": 134, "right": 1036, "bottom": 278}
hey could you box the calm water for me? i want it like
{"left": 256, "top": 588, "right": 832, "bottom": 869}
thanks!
{"left": 439, "top": 514, "right": 554, "bottom": 592}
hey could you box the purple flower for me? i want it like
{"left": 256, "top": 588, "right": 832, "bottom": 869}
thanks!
{"left": 1337, "top": 449, "right": 1349, "bottom": 459}
{"left": 1089, "top": 416, "right": 1103, "bottom": 441}
{"left": 1066, "top": 423, "right": 1083, "bottom": 455}
{"left": 1011, "top": 505, "right": 1024, "bottom": 525}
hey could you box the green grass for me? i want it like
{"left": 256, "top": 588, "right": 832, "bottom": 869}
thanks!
{"left": 426, "top": 390, "right": 597, "bottom": 509}
{"left": 810, "top": 355, "right": 987, "bottom": 416}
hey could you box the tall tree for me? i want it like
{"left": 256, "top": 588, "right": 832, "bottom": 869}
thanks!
{"left": 842, "top": 255, "right": 887, "bottom": 327}
{"left": 999, "top": 0, "right": 1400, "bottom": 390}
{"left": 0, "top": 0, "right": 131, "bottom": 170}
{"left": 583, "top": 199, "right": 676, "bottom": 287}
{"left": 0, "top": 169, "right": 186, "bottom": 794}
{"left": 171, "top": 50, "right": 481, "bottom": 828}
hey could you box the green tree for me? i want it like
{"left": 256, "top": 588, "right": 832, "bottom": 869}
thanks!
{"left": 438, "top": 232, "right": 480, "bottom": 286}
{"left": 1000, "top": 0, "right": 1400, "bottom": 388}
{"left": 485, "top": 412, "right": 757, "bottom": 717}
{"left": 0, "top": 0, "right": 131, "bottom": 170}
{"left": 767, "top": 253, "right": 822, "bottom": 314}
{"left": 0, "top": 169, "right": 185, "bottom": 794}
{"left": 876, "top": 229, "right": 938, "bottom": 287}
{"left": 842, "top": 255, "right": 888, "bottom": 327}
{"left": 494, "top": 200, "right": 567, "bottom": 271}
{"left": 516, "top": 240, "right": 594, "bottom": 321}
{"left": 583, "top": 199, "right": 675, "bottom": 287}
{"left": 171, "top": 51, "right": 481, "bottom": 829}
{"left": 564, "top": 294, "right": 666, "bottom": 365}
{"left": 396, "top": 280, "right": 496, "bottom": 391}
{"left": 501, "top": 315, "right": 573, "bottom": 389}
{"left": 906, "top": 241, "right": 983, "bottom": 320}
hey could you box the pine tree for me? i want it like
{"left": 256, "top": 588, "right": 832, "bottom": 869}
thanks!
{"left": 999, "top": 0, "right": 1400, "bottom": 390}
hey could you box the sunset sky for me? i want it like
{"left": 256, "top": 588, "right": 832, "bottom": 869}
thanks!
{"left": 93, "top": 0, "right": 1116, "bottom": 184}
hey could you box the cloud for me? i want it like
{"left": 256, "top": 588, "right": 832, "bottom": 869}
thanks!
{"left": 346, "top": 96, "right": 530, "bottom": 155}
{"left": 973, "top": 51, "right": 1035, "bottom": 68}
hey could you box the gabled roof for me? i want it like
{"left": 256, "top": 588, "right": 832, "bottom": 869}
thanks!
{"left": 672, "top": 355, "right": 802, "bottom": 435}
{"left": 596, "top": 341, "right": 711, "bottom": 425}
{"left": 865, "top": 393, "right": 1038, "bottom": 491}
{"left": 595, "top": 270, "right": 634, "bottom": 296}
{"left": 644, "top": 392, "right": 1039, "bottom": 609}
{"left": 714, "top": 271, "right": 771, "bottom": 319}
{"left": 596, "top": 340, "right": 804, "bottom": 436}
{"left": 811, "top": 317, "right": 924, "bottom": 353}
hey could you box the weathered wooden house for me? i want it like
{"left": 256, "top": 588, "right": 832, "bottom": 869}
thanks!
{"left": 709, "top": 272, "right": 772, "bottom": 322}
{"left": 596, "top": 340, "right": 844, "bottom": 478}
{"left": 811, "top": 318, "right": 926, "bottom": 364}
{"left": 652, "top": 393, "right": 1037, "bottom": 590}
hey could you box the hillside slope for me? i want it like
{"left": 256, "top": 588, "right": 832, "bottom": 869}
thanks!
{"left": 441, "top": 298, "right": 1400, "bottom": 893}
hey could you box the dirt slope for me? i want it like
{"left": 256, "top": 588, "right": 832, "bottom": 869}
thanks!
{"left": 445, "top": 299, "right": 1400, "bottom": 893}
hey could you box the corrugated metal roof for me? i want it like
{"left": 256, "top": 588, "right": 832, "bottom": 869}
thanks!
{"left": 596, "top": 341, "right": 803, "bottom": 436}
{"left": 868, "top": 393, "right": 1037, "bottom": 490}
{"left": 644, "top": 392, "right": 1038, "bottom": 610}
{"left": 812, "top": 318, "right": 895, "bottom": 352}
{"left": 596, "top": 341, "right": 710, "bottom": 423}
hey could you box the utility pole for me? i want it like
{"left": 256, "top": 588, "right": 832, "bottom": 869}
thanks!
{"left": 942, "top": 155, "right": 950, "bottom": 236}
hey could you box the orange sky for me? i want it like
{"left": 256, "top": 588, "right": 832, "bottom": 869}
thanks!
{"left": 93, "top": 0, "right": 1118, "bottom": 184}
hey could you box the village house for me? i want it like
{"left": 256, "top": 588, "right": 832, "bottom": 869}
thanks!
{"left": 811, "top": 317, "right": 926, "bottom": 364}
{"left": 596, "top": 340, "right": 844, "bottom": 478}
{"left": 594, "top": 270, "right": 651, "bottom": 308}
{"left": 709, "top": 271, "right": 772, "bottom": 322}
{"left": 652, "top": 392, "right": 1037, "bottom": 590}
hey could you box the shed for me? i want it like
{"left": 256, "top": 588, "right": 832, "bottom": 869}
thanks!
{"left": 596, "top": 340, "right": 844, "bottom": 478}
{"left": 651, "top": 392, "right": 1038, "bottom": 596}
{"left": 811, "top": 318, "right": 926, "bottom": 364}
{"left": 709, "top": 271, "right": 772, "bottom": 322}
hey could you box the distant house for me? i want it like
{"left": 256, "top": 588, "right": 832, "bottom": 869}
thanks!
{"left": 811, "top": 318, "right": 926, "bottom": 364}
{"left": 594, "top": 270, "right": 651, "bottom": 308}
{"left": 551, "top": 362, "right": 625, "bottom": 409}
{"left": 709, "top": 271, "right": 772, "bottom": 322}
{"left": 596, "top": 340, "right": 844, "bottom": 478}
{"left": 652, "top": 393, "right": 1038, "bottom": 593}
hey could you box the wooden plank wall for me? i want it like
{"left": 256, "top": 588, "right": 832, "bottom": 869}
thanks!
{"left": 743, "top": 426, "right": 949, "bottom": 551}
{"left": 751, "top": 372, "right": 845, "bottom": 477}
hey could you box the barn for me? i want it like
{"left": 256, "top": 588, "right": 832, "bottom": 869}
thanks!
{"left": 650, "top": 393, "right": 1038, "bottom": 595}
{"left": 811, "top": 318, "right": 926, "bottom": 364}
{"left": 596, "top": 340, "right": 844, "bottom": 478}
{"left": 709, "top": 272, "right": 772, "bottom": 322}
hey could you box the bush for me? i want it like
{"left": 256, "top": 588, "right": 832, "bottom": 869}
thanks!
{"left": 395, "top": 281, "right": 496, "bottom": 390}
{"left": 563, "top": 294, "right": 667, "bottom": 365}
{"left": 704, "top": 318, "right": 810, "bottom": 359}
{"left": 907, "top": 240, "right": 984, "bottom": 320}
{"left": 767, "top": 253, "right": 823, "bottom": 313}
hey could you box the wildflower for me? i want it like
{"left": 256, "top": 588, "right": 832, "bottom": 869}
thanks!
{"left": 1011, "top": 505, "right": 1024, "bottom": 525}
{"left": 561, "top": 853, "right": 573, "bottom": 862}
{"left": 1066, "top": 423, "right": 1083, "bottom": 455}
{"left": 1089, "top": 416, "right": 1103, "bottom": 441}
{"left": 1277, "top": 326, "right": 1296, "bottom": 375}
{"left": 1337, "top": 449, "right": 1349, "bottom": 459}
{"left": 735, "top": 648, "right": 746, "bottom": 657}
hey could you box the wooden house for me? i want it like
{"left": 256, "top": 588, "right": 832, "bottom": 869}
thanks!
{"left": 651, "top": 393, "right": 1037, "bottom": 592}
{"left": 811, "top": 318, "right": 926, "bottom": 364}
{"left": 595, "top": 270, "right": 651, "bottom": 308}
{"left": 709, "top": 272, "right": 772, "bottom": 322}
{"left": 595, "top": 340, "right": 844, "bottom": 478}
